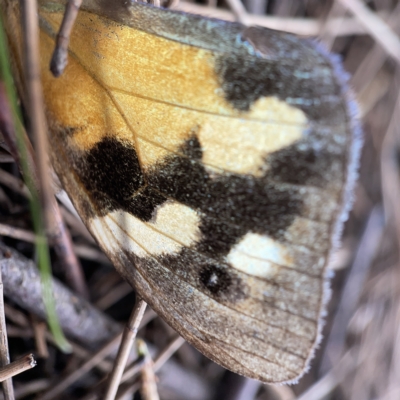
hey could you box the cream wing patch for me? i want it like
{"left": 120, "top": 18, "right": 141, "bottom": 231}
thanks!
{"left": 90, "top": 201, "right": 201, "bottom": 257}
{"left": 198, "top": 95, "right": 308, "bottom": 176}
{"left": 227, "top": 233, "right": 294, "bottom": 278}
{"left": 110, "top": 92, "right": 307, "bottom": 176}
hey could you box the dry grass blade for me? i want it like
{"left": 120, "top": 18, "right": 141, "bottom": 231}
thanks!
{"left": 104, "top": 298, "right": 147, "bottom": 400}
{"left": 224, "top": 0, "right": 248, "bottom": 23}
{"left": 320, "top": 206, "right": 385, "bottom": 373}
{"left": 351, "top": 2, "right": 400, "bottom": 93}
{"left": 381, "top": 84, "right": 400, "bottom": 245}
{"left": 297, "top": 350, "right": 358, "bottom": 400}
{"left": 0, "top": 169, "right": 30, "bottom": 198}
{"left": 336, "top": 0, "right": 400, "bottom": 63}
{"left": 0, "top": 223, "right": 35, "bottom": 242}
{"left": 40, "top": 332, "right": 123, "bottom": 400}
{"left": 138, "top": 339, "right": 160, "bottom": 400}
{"left": 174, "top": 1, "right": 389, "bottom": 36}
{"left": 117, "top": 335, "right": 185, "bottom": 399}
{"left": 21, "top": 0, "right": 51, "bottom": 232}
{"left": 31, "top": 316, "right": 49, "bottom": 358}
{"left": 0, "top": 222, "right": 109, "bottom": 262}
{"left": 16, "top": 0, "right": 89, "bottom": 300}
{"left": 152, "top": 335, "right": 186, "bottom": 373}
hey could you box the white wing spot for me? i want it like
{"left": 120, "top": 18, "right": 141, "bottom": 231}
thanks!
{"left": 227, "top": 233, "right": 294, "bottom": 278}
{"left": 90, "top": 202, "right": 201, "bottom": 257}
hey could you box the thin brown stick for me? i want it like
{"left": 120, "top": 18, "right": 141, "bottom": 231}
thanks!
{"left": 0, "top": 222, "right": 107, "bottom": 263}
{"left": 0, "top": 354, "right": 36, "bottom": 383}
{"left": 50, "top": 208, "right": 89, "bottom": 298}
{"left": 0, "top": 83, "right": 15, "bottom": 157}
{"left": 0, "top": 169, "right": 30, "bottom": 198}
{"left": 320, "top": 206, "right": 385, "bottom": 374}
{"left": 6, "top": 322, "right": 115, "bottom": 375}
{"left": 13, "top": 379, "right": 51, "bottom": 399}
{"left": 243, "top": 0, "right": 266, "bottom": 15}
{"left": 228, "top": 378, "right": 262, "bottom": 400}
{"left": 50, "top": 0, "right": 83, "bottom": 76}
{"left": 40, "top": 332, "right": 123, "bottom": 400}
{"left": 78, "top": 350, "right": 147, "bottom": 400}
{"left": 116, "top": 382, "right": 141, "bottom": 400}
{"left": 59, "top": 204, "right": 95, "bottom": 244}
{"left": 94, "top": 281, "right": 133, "bottom": 310}
{"left": 3, "top": 3, "right": 88, "bottom": 299}
{"left": 0, "top": 223, "right": 36, "bottom": 242}
{"left": 297, "top": 350, "right": 358, "bottom": 400}
{"left": 152, "top": 335, "right": 185, "bottom": 372}
{"left": 3, "top": 305, "right": 29, "bottom": 329}
{"left": 138, "top": 340, "right": 160, "bottom": 400}
{"left": 72, "top": 244, "right": 110, "bottom": 264}
{"left": 31, "top": 316, "right": 49, "bottom": 359}
{"left": 318, "top": 2, "right": 346, "bottom": 51}
{"left": 21, "top": 0, "right": 52, "bottom": 231}
{"left": 104, "top": 298, "right": 147, "bottom": 400}
{"left": 0, "top": 259, "right": 14, "bottom": 399}
{"left": 381, "top": 83, "right": 400, "bottom": 248}
{"left": 336, "top": 0, "right": 400, "bottom": 64}
{"left": 120, "top": 334, "right": 185, "bottom": 398}
{"left": 0, "top": 83, "right": 39, "bottom": 192}
{"left": 266, "top": 385, "right": 295, "bottom": 400}
{"left": 351, "top": 2, "right": 400, "bottom": 92}
{"left": 224, "top": 0, "right": 249, "bottom": 23}
{"left": 114, "top": 357, "right": 147, "bottom": 388}
{"left": 0, "top": 154, "right": 14, "bottom": 163}
{"left": 174, "top": 1, "right": 390, "bottom": 36}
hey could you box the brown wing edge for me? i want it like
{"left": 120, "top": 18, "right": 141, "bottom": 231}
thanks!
{"left": 284, "top": 42, "right": 363, "bottom": 385}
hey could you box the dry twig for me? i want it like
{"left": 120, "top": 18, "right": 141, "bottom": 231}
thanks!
{"left": 138, "top": 339, "right": 160, "bottom": 400}
{"left": 104, "top": 298, "right": 147, "bottom": 400}
{"left": 0, "top": 354, "right": 36, "bottom": 383}
{"left": 336, "top": 0, "right": 400, "bottom": 63}
{"left": 0, "top": 243, "right": 120, "bottom": 346}
{"left": 0, "top": 258, "right": 13, "bottom": 399}
{"left": 50, "top": 0, "right": 83, "bottom": 76}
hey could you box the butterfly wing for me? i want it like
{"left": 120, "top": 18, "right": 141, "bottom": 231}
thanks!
{"left": 5, "top": 0, "right": 361, "bottom": 383}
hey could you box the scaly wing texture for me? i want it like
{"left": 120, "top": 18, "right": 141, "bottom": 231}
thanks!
{"left": 3, "top": 0, "right": 361, "bottom": 383}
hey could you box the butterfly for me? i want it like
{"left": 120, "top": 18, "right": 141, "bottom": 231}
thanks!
{"left": 2, "top": 0, "right": 362, "bottom": 383}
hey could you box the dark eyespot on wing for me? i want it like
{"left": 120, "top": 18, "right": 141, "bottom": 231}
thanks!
{"left": 160, "top": 248, "right": 248, "bottom": 303}
{"left": 215, "top": 27, "right": 346, "bottom": 123}
{"left": 200, "top": 264, "right": 234, "bottom": 294}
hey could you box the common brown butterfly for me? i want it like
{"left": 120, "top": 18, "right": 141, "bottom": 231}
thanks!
{"left": 2, "top": 0, "right": 361, "bottom": 383}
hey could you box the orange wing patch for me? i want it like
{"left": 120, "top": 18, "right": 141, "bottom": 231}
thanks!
{"left": 40, "top": 8, "right": 307, "bottom": 176}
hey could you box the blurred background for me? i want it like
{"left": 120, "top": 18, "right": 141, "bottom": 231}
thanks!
{"left": 0, "top": 0, "right": 399, "bottom": 399}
